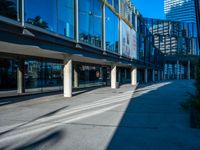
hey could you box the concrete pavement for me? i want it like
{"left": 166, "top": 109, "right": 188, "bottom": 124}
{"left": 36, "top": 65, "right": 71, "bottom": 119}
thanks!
{"left": 0, "top": 81, "right": 200, "bottom": 150}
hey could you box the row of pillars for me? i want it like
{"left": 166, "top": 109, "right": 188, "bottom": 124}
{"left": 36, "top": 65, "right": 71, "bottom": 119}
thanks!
{"left": 63, "top": 59, "right": 138, "bottom": 97}
{"left": 144, "top": 69, "right": 164, "bottom": 83}
{"left": 165, "top": 60, "right": 191, "bottom": 80}
{"left": 16, "top": 58, "right": 164, "bottom": 98}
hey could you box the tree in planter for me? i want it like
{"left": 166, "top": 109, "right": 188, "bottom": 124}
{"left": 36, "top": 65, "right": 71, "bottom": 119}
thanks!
{"left": 181, "top": 58, "right": 200, "bottom": 128}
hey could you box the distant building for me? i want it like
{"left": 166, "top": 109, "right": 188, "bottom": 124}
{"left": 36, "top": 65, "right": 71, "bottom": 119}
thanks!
{"left": 164, "top": 0, "right": 198, "bottom": 23}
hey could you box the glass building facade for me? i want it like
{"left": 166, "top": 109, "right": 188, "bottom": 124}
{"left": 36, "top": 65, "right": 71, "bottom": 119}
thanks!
{"left": 0, "top": 0, "right": 162, "bottom": 62}
{"left": 0, "top": 0, "right": 164, "bottom": 97}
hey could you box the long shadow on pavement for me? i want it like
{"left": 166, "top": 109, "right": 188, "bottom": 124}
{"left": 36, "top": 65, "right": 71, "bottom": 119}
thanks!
{"left": 0, "top": 105, "right": 68, "bottom": 137}
{"left": 107, "top": 81, "right": 200, "bottom": 150}
{"left": 0, "top": 86, "right": 107, "bottom": 107}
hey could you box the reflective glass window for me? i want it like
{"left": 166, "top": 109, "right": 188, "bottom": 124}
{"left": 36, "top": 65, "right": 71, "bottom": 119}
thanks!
{"left": 58, "top": 0, "right": 74, "bottom": 38}
{"left": 25, "top": 60, "right": 63, "bottom": 91}
{"left": 106, "top": 0, "right": 119, "bottom": 12}
{"left": 121, "top": 20, "right": 136, "bottom": 58}
{"left": 0, "top": 0, "right": 18, "bottom": 20}
{"left": 120, "top": 0, "right": 131, "bottom": 22}
{"left": 0, "top": 58, "right": 17, "bottom": 91}
{"left": 25, "top": 0, "right": 57, "bottom": 32}
{"left": 79, "top": 0, "right": 102, "bottom": 48}
{"left": 105, "top": 7, "right": 119, "bottom": 53}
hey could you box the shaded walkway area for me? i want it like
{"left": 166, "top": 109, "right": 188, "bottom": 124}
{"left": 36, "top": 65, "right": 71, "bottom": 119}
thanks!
{"left": 107, "top": 80, "right": 200, "bottom": 150}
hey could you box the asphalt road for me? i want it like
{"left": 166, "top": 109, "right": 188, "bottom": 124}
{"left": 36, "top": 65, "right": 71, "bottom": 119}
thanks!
{"left": 0, "top": 80, "right": 200, "bottom": 150}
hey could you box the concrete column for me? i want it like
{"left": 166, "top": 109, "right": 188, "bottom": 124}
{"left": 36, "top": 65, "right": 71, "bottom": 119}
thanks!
{"left": 177, "top": 60, "right": 180, "bottom": 80}
{"left": 111, "top": 65, "right": 117, "bottom": 89}
{"left": 160, "top": 70, "right": 163, "bottom": 81}
{"left": 187, "top": 60, "right": 191, "bottom": 80}
{"left": 167, "top": 64, "right": 170, "bottom": 80}
{"left": 124, "top": 68, "right": 127, "bottom": 81}
{"left": 158, "top": 70, "right": 161, "bottom": 81}
{"left": 74, "top": 65, "right": 79, "bottom": 88}
{"left": 163, "top": 70, "right": 165, "bottom": 80}
{"left": 152, "top": 69, "right": 155, "bottom": 82}
{"left": 172, "top": 64, "right": 175, "bottom": 79}
{"left": 144, "top": 68, "right": 148, "bottom": 83}
{"left": 131, "top": 67, "right": 137, "bottom": 85}
{"left": 64, "top": 58, "right": 72, "bottom": 97}
{"left": 17, "top": 60, "right": 25, "bottom": 94}
{"left": 118, "top": 69, "right": 121, "bottom": 84}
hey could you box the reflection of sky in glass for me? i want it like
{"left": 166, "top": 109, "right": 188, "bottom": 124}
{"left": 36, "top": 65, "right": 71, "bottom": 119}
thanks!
{"left": 79, "top": 0, "right": 102, "bottom": 36}
{"left": 105, "top": 7, "right": 119, "bottom": 52}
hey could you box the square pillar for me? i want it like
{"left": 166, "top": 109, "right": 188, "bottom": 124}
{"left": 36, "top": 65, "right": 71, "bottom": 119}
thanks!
{"left": 187, "top": 60, "right": 191, "bottom": 80}
{"left": 177, "top": 60, "right": 180, "bottom": 80}
{"left": 17, "top": 60, "right": 25, "bottom": 94}
{"left": 74, "top": 65, "right": 79, "bottom": 88}
{"left": 64, "top": 58, "right": 72, "bottom": 97}
{"left": 144, "top": 68, "right": 148, "bottom": 83}
{"left": 125, "top": 68, "right": 127, "bottom": 80}
{"left": 172, "top": 64, "right": 175, "bottom": 79}
{"left": 167, "top": 64, "right": 170, "bottom": 80}
{"left": 160, "top": 70, "right": 163, "bottom": 81}
{"left": 158, "top": 70, "right": 161, "bottom": 81}
{"left": 118, "top": 69, "right": 121, "bottom": 84}
{"left": 152, "top": 69, "right": 155, "bottom": 82}
{"left": 111, "top": 65, "right": 117, "bottom": 89}
{"left": 131, "top": 67, "right": 137, "bottom": 85}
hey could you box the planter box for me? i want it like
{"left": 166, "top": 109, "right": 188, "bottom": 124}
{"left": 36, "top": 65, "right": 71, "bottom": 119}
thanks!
{"left": 190, "top": 109, "right": 200, "bottom": 129}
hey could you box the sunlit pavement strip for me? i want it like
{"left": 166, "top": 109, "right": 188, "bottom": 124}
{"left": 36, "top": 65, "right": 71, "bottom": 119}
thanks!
{"left": 0, "top": 82, "right": 171, "bottom": 148}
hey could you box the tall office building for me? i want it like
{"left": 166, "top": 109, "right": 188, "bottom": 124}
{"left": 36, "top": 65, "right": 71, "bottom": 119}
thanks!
{"left": 164, "top": 0, "right": 197, "bottom": 23}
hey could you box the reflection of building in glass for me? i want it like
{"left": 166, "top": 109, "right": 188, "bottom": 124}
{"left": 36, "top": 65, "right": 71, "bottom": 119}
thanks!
{"left": 145, "top": 18, "right": 199, "bottom": 56}
{"left": 164, "top": 0, "right": 198, "bottom": 23}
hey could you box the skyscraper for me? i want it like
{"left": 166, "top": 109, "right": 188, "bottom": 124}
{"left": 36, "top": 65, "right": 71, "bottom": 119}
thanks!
{"left": 164, "top": 0, "right": 197, "bottom": 23}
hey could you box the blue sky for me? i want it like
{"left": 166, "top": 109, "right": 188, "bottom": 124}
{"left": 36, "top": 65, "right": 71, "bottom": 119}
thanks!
{"left": 132, "top": 0, "right": 165, "bottom": 19}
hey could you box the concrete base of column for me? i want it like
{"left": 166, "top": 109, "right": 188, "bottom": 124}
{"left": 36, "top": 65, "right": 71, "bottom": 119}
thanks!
{"left": 144, "top": 69, "right": 148, "bottom": 83}
{"left": 111, "top": 65, "right": 117, "bottom": 89}
{"left": 17, "top": 60, "right": 25, "bottom": 94}
{"left": 177, "top": 60, "right": 180, "bottom": 80}
{"left": 64, "top": 58, "right": 72, "bottom": 97}
{"left": 158, "top": 70, "right": 161, "bottom": 81}
{"left": 152, "top": 70, "right": 155, "bottom": 82}
{"left": 74, "top": 65, "right": 79, "bottom": 88}
{"left": 131, "top": 67, "right": 137, "bottom": 85}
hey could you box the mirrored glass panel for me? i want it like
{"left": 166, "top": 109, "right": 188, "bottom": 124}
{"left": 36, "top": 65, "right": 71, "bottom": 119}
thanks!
{"left": 58, "top": 0, "right": 74, "bottom": 38}
{"left": 79, "top": 0, "right": 102, "bottom": 48}
{"left": 105, "top": 7, "right": 119, "bottom": 53}
{"left": 25, "top": 0, "right": 57, "bottom": 32}
{"left": 106, "top": 0, "right": 119, "bottom": 12}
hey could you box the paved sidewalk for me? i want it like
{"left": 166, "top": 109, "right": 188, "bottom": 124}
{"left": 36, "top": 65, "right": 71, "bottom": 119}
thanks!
{"left": 0, "top": 80, "right": 200, "bottom": 150}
